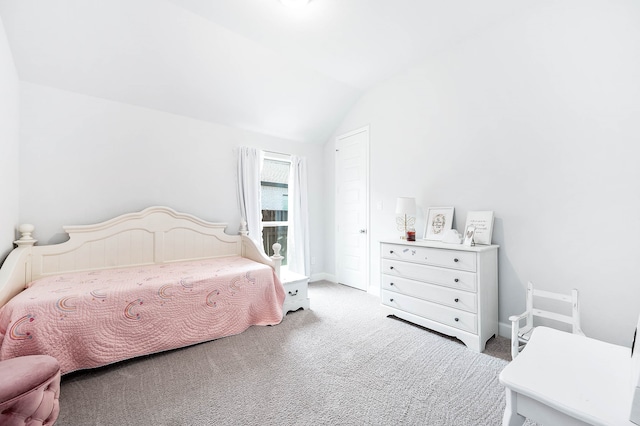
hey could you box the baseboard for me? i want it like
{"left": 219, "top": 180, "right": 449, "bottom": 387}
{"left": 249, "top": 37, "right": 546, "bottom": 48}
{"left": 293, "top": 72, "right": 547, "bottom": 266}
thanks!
{"left": 310, "top": 273, "right": 336, "bottom": 283}
{"left": 498, "top": 321, "right": 511, "bottom": 338}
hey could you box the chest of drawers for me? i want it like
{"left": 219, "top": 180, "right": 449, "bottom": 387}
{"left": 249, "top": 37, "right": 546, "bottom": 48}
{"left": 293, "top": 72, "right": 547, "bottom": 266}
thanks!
{"left": 380, "top": 240, "right": 498, "bottom": 352}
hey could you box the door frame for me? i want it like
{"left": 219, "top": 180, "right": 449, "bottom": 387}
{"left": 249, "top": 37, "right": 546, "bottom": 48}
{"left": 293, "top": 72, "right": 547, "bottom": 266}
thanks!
{"left": 335, "top": 125, "right": 370, "bottom": 292}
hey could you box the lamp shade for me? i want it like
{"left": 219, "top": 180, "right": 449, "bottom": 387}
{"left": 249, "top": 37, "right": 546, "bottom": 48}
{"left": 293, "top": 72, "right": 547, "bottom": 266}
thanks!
{"left": 395, "top": 197, "right": 416, "bottom": 216}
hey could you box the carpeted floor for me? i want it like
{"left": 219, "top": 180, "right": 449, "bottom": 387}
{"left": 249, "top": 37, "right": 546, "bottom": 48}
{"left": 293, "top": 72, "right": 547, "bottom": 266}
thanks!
{"left": 56, "top": 281, "right": 518, "bottom": 425}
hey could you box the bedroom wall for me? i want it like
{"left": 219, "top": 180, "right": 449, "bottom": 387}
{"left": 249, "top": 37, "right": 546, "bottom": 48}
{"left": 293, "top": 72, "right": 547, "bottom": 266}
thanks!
{"left": 0, "top": 16, "right": 19, "bottom": 261}
{"left": 324, "top": 0, "right": 640, "bottom": 346}
{"left": 19, "top": 82, "right": 326, "bottom": 279}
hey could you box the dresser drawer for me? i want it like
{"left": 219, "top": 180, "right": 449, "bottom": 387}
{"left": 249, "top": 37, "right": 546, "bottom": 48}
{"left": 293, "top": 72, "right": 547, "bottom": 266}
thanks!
{"left": 283, "top": 279, "right": 308, "bottom": 301}
{"left": 381, "top": 243, "right": 476, "bottom": 272}
{"left": 381, "top": 275, "right": 477, "bottom": 313}
{"left": 381, "top": 259, "right": 477, "bottom": 292}
{"left": 382, "top": 290, "right": 477, "bottom": 334}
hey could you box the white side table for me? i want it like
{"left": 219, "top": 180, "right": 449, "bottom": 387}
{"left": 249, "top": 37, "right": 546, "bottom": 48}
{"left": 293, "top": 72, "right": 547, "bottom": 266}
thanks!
{"left": 280, "top": 271, "right": 310, "bottom": 315}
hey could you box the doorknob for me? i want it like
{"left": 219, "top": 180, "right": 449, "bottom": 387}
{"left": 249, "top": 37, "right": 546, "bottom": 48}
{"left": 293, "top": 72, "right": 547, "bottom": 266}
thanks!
{"left": 359, "top": 229, "right": 367, "bottom": 234}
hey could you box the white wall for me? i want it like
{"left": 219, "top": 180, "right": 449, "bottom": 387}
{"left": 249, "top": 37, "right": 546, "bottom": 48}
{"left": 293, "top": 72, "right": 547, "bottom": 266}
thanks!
{"left": 0, "top": 16, "right": 19, "bottom": 261}
{"left": 325, "top": 0, "right": 640, "bottom": 346}
{"left": 19, "top": 82, "right": 326, "bottom": 278}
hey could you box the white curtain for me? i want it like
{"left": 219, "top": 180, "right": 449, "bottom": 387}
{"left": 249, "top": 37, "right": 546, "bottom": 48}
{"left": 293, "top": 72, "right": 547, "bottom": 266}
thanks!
{"left": 237, "top": 146, "right": 264, "bottom": 251}
{"left": 287, "top": 155, "right": 310, "bottom": 276}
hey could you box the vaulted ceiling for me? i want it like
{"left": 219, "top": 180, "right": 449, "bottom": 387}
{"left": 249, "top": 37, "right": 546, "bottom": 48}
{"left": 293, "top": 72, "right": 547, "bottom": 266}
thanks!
{"left": 0, "top": 0, "right": 537, "bottom": 143}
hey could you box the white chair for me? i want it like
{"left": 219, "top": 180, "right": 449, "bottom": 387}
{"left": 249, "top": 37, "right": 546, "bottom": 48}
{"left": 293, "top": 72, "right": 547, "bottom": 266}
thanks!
{"left": 509, "top": 281, "right": 584, "bottom": 359}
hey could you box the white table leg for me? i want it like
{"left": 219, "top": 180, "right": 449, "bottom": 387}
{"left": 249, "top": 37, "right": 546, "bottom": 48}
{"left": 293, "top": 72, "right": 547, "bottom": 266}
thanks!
{"left": 503, "top": 388, "right": 526, "bottom": 426}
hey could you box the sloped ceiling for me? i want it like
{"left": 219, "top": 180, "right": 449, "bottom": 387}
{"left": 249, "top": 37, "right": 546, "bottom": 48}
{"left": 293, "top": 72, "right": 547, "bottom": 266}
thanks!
{"left": 0, "top": 0, "right": 535, "bottom": 143}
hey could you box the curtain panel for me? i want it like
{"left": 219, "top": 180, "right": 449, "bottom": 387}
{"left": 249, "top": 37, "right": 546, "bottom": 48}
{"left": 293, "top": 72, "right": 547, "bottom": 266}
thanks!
{"left": 288, "top": 155, "right": 310, "bottom": 276}
{"left": 236, "top": 146, "right": 264, "bottom": 251}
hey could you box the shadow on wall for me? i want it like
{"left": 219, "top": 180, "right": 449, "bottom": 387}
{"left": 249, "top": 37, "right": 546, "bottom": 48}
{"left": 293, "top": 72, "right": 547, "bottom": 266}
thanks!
{"left": 0, "top": 249, "right": 11, "bottom": 267}
{"left": 492, "top": 217, "right": 528, "bottom": 333}
{"left": 0, "top": 228, "right": 20, "bottom": 266}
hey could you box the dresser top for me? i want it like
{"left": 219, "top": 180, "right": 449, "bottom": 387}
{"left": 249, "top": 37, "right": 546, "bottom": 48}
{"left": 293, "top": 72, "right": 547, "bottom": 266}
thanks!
{"left": 380, "top": 238, "right": 499, "bottom": 252}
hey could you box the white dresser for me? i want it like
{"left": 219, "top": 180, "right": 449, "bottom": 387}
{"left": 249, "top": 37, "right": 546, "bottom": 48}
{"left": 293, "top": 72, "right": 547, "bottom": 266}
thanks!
{"left": 380, "top": 240, "right": 499, "bottom": 352}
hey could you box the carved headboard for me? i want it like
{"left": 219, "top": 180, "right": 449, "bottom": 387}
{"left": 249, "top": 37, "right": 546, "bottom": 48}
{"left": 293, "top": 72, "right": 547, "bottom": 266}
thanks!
{"left": 0, "top": 206, "right": 276, "bottom": 307}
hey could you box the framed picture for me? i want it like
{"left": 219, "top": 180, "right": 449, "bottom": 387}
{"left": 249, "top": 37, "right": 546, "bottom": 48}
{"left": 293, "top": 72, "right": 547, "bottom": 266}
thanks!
{"left": 463, "top": 225, "right": 476, "bottom": 246}
{"left": 464, "top": 211, "right": 494, "bottom": 245}
{"left": 423, "top": 207, "right": 454, "bottom": 241}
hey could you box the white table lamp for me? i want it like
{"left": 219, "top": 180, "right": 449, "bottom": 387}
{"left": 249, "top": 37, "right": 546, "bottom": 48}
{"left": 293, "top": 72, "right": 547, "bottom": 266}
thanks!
{"left": 395, "top": 197, "right": 416, "bottom": 239}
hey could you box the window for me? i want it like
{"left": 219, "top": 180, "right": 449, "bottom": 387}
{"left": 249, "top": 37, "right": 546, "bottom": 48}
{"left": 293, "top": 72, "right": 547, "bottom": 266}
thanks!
{"left": 260, "top": 155, "right": 290, "bottom": 265}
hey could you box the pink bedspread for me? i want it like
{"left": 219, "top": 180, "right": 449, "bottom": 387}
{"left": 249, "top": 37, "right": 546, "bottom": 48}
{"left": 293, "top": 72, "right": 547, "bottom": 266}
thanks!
{"left": 0, "top": 256, "right": 284, "bottom": 374}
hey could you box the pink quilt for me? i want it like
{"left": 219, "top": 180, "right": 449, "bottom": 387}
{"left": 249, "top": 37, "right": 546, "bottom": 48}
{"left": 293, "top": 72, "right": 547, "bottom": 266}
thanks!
{"left": 0, "top": 256, "right": 284, "bottom": 374}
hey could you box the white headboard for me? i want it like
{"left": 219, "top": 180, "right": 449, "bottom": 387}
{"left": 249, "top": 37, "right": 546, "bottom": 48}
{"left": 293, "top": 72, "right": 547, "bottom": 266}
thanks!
{"left": 0, "top": 206, "right": 276, "bottom": 308}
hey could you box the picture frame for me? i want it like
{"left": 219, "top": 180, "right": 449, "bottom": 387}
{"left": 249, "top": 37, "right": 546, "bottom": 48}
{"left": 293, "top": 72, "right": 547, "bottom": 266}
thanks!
{"left": 464, "top": 211, "right": 495, "bottom": 245}
{"left": 423, "top": 207, "right": 454, "bottom": 241}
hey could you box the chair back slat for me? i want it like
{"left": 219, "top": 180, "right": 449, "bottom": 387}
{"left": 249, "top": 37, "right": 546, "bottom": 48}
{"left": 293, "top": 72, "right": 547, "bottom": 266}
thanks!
{"left": 531, "top": 309, "right": 573, "bottom": 325}
{"left": 533, "top": 288, "right": 573, "bottom": 303}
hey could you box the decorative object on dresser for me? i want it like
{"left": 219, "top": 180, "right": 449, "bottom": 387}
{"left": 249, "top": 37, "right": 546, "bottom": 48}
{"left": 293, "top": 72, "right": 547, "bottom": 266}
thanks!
{"left": 395, "top": 197, "right": 416, "bottom": 240}
{"left": 464, "top": 211, "right": 494, "bottom": 245}
{"left": 380, "top": 239, "right": 499, "bottom": 352}
{"left": 442, "top": 229, "right": 463, "bottom": 244}
{"left": 463, "top": 225, "right": 476, "bottom": 247}
{"left": 280, "top": 271, "right": 310, "bottom": 315}
{"left": 423, "top": 207, "right": 454, "bottom": 241}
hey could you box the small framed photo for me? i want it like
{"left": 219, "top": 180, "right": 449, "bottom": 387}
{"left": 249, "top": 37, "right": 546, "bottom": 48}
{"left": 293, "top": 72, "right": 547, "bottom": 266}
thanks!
{"left": 464, "top": 211, "right": 495, "bottom": 245}
{"left": 463, "top": 225, "right": 476, "bottom": 246}
{"left": 423, "top": 207, "right": 454, "bottom": 241}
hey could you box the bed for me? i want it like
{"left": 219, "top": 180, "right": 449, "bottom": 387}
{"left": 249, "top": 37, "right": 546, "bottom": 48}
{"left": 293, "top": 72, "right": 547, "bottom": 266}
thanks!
{"left": 0, "top": 206, "right": 285, "bottom": 374}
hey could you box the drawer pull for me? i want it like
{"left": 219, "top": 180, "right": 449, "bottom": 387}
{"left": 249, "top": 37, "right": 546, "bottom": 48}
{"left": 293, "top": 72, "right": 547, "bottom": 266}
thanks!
{"left": 390, "top": 266, "right": 394, "bottom": 270}
{"left": 390, "top": 298, "right": 394, "bottom": 302}
{"left": 454, "top": 317, "right": 459, "bottom": 322}
{"left": 390, "top": 282, "right": 394, "bottom": 286}
{"left": 288, "top": 290, "right": 299, "bottom": 296}
{"left": 454, "top": 298, "right": 459, "bottom": 303}
{"left": 454, "top": 258, "right": 459, "bottom": 263}
{"left": 454, "top": 278, "right": 459, "bottom": 283}
{"left": 390, "top": 250, "right": 394, "bottom": 254}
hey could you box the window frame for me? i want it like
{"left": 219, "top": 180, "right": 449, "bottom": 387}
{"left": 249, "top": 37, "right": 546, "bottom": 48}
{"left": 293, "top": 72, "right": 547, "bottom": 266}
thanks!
{"left": 260, "top": 152, "right": 292, "bottom": 263}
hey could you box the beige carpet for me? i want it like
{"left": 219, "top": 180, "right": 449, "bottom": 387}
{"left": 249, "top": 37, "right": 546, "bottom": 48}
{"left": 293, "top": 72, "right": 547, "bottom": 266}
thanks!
{"left": 57, "top": 281, "right": 516, "bottom": 425}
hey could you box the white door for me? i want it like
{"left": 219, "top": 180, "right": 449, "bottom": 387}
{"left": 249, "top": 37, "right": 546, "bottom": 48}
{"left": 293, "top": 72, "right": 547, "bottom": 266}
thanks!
{"left": 335, "top": 126, "right": 369, "bottom": 291}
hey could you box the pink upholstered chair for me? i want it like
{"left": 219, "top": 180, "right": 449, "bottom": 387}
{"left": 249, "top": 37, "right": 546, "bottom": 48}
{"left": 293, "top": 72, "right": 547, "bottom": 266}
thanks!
{"left": 0, "top": 355, "right": 61, "bottom": 426}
